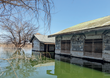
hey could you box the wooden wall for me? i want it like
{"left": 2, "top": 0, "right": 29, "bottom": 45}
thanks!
{"left": 84, "top": 31, "right": 103, "bottom": 58}
{"left": 49, "top": 45, "right": 55, "bottom": 52}
{"left": 32, "top": 37, "right": 40, "bottom": 51}
{"left": 103, "top": 32, "right": 110, "bottom": 62}
{"left": 55, "top": 36, "right": 61, "bottom": 54}
{"left": 55, "top": 34, "right": 85, "bottom": 56}
{"left": 40, "top": 43, "right": 44, "bottom": 51}
{"left": 55, "top": 30, "right": 110, "bottom": 62}
{"left": 71, "top": 35, "right": 84, "bottom": 57}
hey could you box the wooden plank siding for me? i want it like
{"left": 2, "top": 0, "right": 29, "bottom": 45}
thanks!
{"left": 61, "top": 40, "right": 70, "bottom": 54}
{"left": 84, "top": 39, "right": 102, "bottom": 58}
{"left": 48, "top": 45, "right": 55, "bottom": 52}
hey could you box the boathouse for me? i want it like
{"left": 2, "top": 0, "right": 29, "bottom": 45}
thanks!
{"left": 49, "top": 16, "right": 110, "bottom": 62}
{"left": 30, "top": 34, "right": 55, "bottom": 52}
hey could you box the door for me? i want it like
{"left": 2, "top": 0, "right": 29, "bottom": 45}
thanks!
{"left": 84, "top": 39, "right": 102, "bottom": 58}
{"left": 61, "top": 40, "right": 70, "bottom": 54}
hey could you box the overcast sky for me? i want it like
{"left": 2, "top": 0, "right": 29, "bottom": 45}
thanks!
{"left": 38, "top": 0, "right": 110, "bottom": 35}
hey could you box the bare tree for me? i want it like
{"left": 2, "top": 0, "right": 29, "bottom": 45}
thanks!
{"left": 0, "top": 18, "right": 39, "bottom": 48}
{"left": 0, "top": 0, "right": 54, "bottom": 29}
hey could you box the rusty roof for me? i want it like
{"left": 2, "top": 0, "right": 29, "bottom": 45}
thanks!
{"left": 49, "top": 16, "right": 110, "bottom": 37}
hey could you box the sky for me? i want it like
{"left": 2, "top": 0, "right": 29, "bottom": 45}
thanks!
{"left": 38, "top": 0, "right": 110, "bottom": 35}
{"left": 1, "top": 0, "right": 110, "bottom": 37}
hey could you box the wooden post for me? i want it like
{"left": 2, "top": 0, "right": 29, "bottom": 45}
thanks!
{"left": 46, "top": 44, "right": 48, "bottom": 57}
{"left": 92, "top": 39, "right": 94, "bottom": 57}
{"left": 83, "top": 39, "right": 85, "bottom": 56}
{"left": 46, "top": 44, "right": 48, "bottom": 52}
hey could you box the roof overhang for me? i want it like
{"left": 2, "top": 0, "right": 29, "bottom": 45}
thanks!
{"left": 44, "top": 42, "right": 55, "bottom": 45}
{"left": 48, "top": 25, "right": 110, "bottom": 37}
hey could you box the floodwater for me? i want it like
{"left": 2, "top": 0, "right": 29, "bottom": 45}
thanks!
{"left": 0, "top": 47, "right": 110, "bottom": 78}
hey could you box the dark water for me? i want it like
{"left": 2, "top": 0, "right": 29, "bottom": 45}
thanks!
{"left": 0, "top": 47, "right": 110, "bottom": 78}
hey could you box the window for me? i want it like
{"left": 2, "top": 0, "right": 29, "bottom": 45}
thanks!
{"left": 84, "top": 39, "right": 102, "bottom": 53}
{"left": 61, "top": 40, "right": 70, "bottom": 51}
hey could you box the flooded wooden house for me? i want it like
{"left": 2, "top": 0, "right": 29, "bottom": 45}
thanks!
{"left": 49, "top": 16, "right": 110, "bottom": 62}
{"left": 30, "top": 34, "right": 55, "bottom": 52}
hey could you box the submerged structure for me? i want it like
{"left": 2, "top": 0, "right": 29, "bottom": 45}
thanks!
{"left": 49, "top": 16, "right": 110, "bottom": 62}
{"left": 30, "top": 34, "right": 55, "bottom": 52}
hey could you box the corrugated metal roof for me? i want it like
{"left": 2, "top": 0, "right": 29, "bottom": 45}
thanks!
{"left": 34, "top": 35, "right": 55, "bottom": 43}
{"left": 49, "top": 15, "right": 110, "bottom": 37}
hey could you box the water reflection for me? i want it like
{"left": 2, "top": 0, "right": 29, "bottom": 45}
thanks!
{"left": 0, "top": 48, "right": 55, "bottom": 78}
{"left": 49, "top": 54, "right": 110, "bottom": 78}
{"left": 1, "top": 47, "right": 110, "bottom": 78}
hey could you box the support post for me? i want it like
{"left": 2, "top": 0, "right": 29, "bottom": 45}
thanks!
{"left": 46, "top": 44, "right": 48, "bottom": 52}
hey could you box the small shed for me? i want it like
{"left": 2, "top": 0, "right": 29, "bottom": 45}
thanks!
{"left": 49, "top": 15, "right": 110, "bottom": 62}
{"left": 30, "top": 34, "right": 55, "bottom": 52}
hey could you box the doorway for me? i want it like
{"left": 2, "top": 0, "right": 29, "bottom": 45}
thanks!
{"left": 61, "top": 40, "right": 70, "bottom": 54}
{"left": 84, "top": 39, "right": 102, "bottom": 58}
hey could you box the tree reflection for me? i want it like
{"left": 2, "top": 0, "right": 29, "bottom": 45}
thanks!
{"left": 0, "top": 49, "right": 54, "bottom": 78}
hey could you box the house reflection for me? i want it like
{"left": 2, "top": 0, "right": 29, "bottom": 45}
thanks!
{"left": 47, "top": 54, "right": 110, "bottom": 78}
